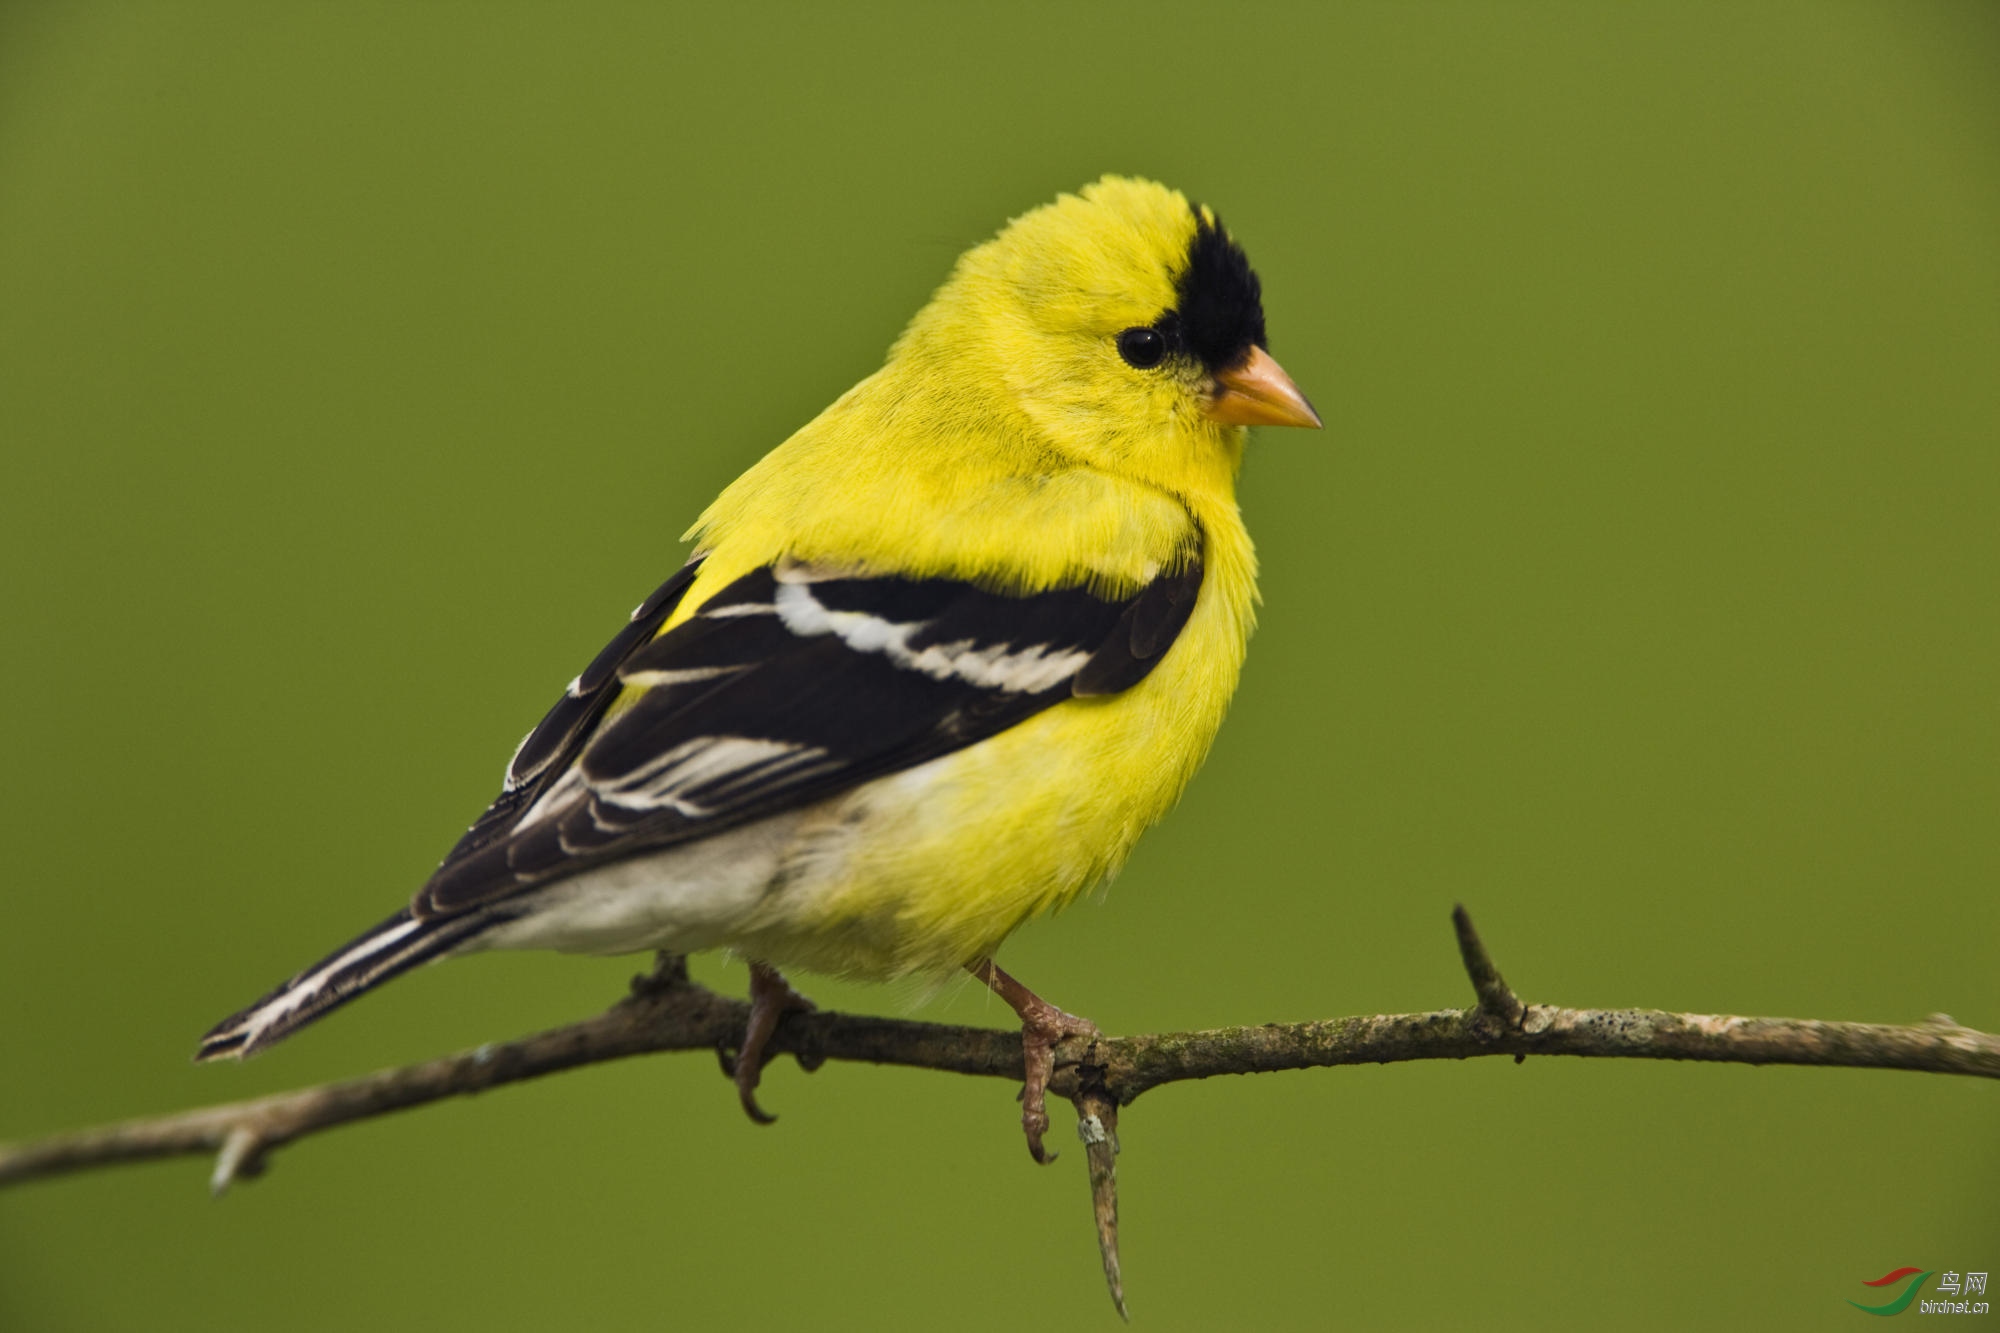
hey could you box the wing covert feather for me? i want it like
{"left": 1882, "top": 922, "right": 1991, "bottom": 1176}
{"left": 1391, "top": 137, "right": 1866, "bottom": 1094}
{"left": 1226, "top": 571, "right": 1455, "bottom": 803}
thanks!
{"left": 414, "top": 555, "right": 1204, "bottom": 918}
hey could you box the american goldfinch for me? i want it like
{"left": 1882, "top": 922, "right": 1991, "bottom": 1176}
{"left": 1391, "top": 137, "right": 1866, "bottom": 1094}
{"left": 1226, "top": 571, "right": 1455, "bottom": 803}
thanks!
{"left": 197, "top": 176, "right": 1320, "bottom": 1161}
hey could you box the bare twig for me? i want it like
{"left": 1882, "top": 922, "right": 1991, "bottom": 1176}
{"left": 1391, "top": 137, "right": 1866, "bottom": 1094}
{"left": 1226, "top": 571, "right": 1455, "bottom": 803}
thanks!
{"left": 2, "top": 910, "right": 1994, "bottom": 1316}
{"left": 1453, "top": 902, "right": 1524, "bottom": 1028}
{"left": 1073, "top": 1083, "right": 1126, "bottom": 1320}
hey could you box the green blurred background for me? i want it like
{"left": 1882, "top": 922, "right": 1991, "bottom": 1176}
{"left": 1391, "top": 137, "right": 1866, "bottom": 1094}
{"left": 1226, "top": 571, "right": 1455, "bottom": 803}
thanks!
{"left": 2, "top": 3, "right": 1994, "bottom": 1328}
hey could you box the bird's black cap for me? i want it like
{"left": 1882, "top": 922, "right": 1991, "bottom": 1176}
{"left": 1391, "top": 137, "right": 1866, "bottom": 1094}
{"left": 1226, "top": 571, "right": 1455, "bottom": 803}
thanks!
{"left": 1171, "top": 209, "right": 1267, "bottom": 374}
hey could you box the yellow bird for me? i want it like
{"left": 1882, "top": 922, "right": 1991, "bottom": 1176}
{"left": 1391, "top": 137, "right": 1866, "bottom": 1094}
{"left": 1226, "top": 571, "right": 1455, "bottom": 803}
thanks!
{"left": 197, "top": 176, "right": 1320, "bottom": 1161}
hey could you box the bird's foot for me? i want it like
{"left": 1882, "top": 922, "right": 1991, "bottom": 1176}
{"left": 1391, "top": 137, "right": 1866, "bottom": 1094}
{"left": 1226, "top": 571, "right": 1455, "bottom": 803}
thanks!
{"left": 720, "top": 962, "right": 815, "bottom": 1125}
{"left": 969, "top": 958, "right": 1099, "bottom": 1164}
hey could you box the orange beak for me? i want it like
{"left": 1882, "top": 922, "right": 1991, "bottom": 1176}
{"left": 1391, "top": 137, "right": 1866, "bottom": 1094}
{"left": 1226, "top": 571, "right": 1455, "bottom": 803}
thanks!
{"left": 1204, "top": 346, "right": 1322, "bottom": 429}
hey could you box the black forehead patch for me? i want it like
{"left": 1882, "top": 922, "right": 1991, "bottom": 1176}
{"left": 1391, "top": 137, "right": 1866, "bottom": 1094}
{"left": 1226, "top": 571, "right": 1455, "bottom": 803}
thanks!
{"left": 1171, "top": 209, "right": 1267, "bottom": 373}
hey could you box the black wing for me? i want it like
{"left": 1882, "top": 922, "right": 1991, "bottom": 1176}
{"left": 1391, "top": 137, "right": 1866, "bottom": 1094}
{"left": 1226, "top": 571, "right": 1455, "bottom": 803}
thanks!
{"left": 415, "top": 556, "right": 1204, "bottom": 917}
{"left": 429, "top": 561, "right": 702, "bottom": 875}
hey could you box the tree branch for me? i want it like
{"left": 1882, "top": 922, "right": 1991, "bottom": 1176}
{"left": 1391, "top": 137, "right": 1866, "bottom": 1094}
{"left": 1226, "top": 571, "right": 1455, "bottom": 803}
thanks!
{"left": 3, "top": 909, "right": 1994, "bottom": 1316}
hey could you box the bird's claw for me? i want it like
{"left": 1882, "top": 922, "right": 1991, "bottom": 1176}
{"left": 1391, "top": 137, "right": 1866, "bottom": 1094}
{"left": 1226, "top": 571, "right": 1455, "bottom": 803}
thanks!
{"left": 967, "top": 957, "right": 1098, "bottom": 1164}
{"left": 724, "top": 963, "right": 815, "bottom": 1127}
{"left": 736, "top": 1077, "right": 779, "bottom": 1126}
{"left": 1019, "top": 1008, "right": 1099, "bottom": 1164}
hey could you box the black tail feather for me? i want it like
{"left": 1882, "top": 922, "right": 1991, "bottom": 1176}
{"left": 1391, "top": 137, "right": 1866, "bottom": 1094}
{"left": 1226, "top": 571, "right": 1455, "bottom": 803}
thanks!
{"left": 195, "top": 908, "right": 492, "bottom": 1062}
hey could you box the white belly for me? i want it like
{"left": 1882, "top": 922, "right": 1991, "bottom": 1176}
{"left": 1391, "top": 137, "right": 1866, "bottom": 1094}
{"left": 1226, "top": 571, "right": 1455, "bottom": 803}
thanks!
{"left": 466, "top": 809, "right": 810, "bottom": 957}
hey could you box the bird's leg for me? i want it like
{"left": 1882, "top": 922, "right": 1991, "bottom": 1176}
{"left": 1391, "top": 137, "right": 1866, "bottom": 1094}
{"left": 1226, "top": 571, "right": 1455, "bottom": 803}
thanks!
{"left": 723, "top": 962, "right": 815, "bottom": 1125}
{"left": 968, "top": 957, "right": 1099, "bottom": 1164}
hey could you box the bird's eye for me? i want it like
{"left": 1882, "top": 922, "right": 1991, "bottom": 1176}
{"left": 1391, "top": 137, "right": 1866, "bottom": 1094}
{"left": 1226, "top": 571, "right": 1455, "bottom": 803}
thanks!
{"left": 1116, "top": 326, "right": 1167, "bottom": 370}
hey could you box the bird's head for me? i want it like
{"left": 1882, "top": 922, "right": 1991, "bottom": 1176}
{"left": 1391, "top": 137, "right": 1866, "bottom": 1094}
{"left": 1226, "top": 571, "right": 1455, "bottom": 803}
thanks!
{"left": 893, "top": 176, "right": 1320, "bottom": 495}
